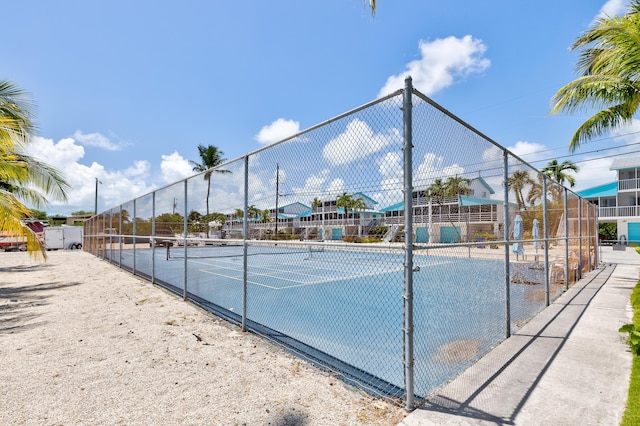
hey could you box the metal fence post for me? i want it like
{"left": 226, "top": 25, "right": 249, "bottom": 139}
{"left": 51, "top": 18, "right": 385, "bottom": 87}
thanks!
{"left": 133, "top": 199, "right": 137, "bottom": 275}
{"left": 151, "top": 192, "right": 156, "bottom": 284}
{"left": 594, "top": 204, "right": 599, "bottom": 266}
{"left": 119, "top": 205, "right": 123, "bottom": 268}
{"left": 402, "top": 76, "right": 415, "bottom": 411}
{"left": 109, "top": 211, "right": 113, "bottom": 262}
{"left": 242, "top": 155, "right": 249, "bottom": 332}
{"left": 183, "top": 179, "right": 188, "bottom": 301}
{"left": 578, "top": 199, "right": 583, "bottom": 280}
{"left": 563, "top": 188, "right": 569, "bottom": 290}
{"left": 586, "top": 199, "right": 591, "bottom": 272}
{"left": 542, "top": 176, "right": 550, "bottom": 306}
{"left": 503, "top": 151, "right": 511, "bottom": 338}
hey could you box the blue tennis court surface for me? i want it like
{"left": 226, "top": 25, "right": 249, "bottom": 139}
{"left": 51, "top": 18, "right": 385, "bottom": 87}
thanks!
{"left": 112, "top": 245, "right": 545, "bottom": 397}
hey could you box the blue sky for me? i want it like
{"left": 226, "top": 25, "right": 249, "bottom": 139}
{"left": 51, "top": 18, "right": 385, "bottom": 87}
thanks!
{"left": 4, "top": 0, "right": 635, "bottom": 215}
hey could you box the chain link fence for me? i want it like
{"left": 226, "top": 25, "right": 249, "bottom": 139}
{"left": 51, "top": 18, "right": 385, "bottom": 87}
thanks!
{"left": 84, "top": 77, "right": 598, "bottom": 409}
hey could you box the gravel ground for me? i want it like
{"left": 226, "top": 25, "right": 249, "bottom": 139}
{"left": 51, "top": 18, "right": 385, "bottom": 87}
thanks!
{"left": 0, "top": 250, "right": 407, "bottom": 426}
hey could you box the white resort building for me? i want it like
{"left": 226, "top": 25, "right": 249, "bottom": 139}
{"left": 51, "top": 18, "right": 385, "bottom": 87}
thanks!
{"left": 577, "top": 156, "right": 640, "bottom": 245}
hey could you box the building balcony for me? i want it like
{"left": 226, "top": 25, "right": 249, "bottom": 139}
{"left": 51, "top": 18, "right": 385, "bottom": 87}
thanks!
{"left": 598, "top": 205, "right": 640, "bottom": 218}
{"left": 618, "top": 178, "right": 640, "bottom": 191}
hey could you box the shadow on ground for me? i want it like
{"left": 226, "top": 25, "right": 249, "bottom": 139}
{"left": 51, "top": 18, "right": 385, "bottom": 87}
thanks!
{"left": 267, "top": 410, "right": 309, "bottom": 426}
{"left": 414, "top": 265, "right": 613, "bottom": 425}
{"left": 0, "top": 280, "right": 80, "bottom": 334}
{"left": 0, "top": 263, "right": 51, "bottom": 273}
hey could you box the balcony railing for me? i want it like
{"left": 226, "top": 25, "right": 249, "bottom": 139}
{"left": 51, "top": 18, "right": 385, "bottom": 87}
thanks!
{"left": 598, "top": 205, "right": 639, "bottom": 218}
{"left": 618, "top": 178, "right": 640, "bottom": 191}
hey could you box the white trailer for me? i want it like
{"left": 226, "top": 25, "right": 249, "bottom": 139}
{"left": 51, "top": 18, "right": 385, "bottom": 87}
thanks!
{"left": 44, "top": 225, "right": 84, "bottom": 250}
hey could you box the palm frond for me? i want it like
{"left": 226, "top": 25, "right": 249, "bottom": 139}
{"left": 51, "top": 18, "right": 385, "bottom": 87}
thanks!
{"left": 569, "top": 103, "right": 636, "bottom": 151}
{"left": 0, "top": 189, "right": 46, "bottom": 259}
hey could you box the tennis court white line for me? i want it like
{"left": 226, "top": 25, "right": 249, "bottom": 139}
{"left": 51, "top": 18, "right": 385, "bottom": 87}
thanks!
{"left": 185, "top": 254, "right": 400, "bottom": 279}
{"left": 184, "top": 256, "right": 365, "bottom": 281}
{"left": 197, "top": 267, "right": 403, "bottom": 290}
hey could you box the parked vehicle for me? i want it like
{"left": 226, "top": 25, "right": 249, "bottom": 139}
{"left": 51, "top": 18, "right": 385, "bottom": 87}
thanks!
{"left": 43, "top": 225, "right": 84, "bottom": 250}
{"left": 0, "top": 220, "right": 45, "bottom": 252}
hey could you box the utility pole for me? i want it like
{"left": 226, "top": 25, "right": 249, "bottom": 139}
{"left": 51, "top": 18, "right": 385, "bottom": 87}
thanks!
{"left": 94, "top": 178, "right": 102, "bottom": 215}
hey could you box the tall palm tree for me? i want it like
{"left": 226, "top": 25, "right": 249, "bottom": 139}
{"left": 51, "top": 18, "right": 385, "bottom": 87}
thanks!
{"left": 526, "top": 175, "right": 544, "bottom": 207}
{"left": 444, "top": 175, "right": 472, "bottom": 198}
{"left": 507, "top": 170, "right": 534, "bottom": 211}
{"left": 541, "top": 159, "right": 579, "bottom": 188}
{"left": 336, "top": 193, "right": 366, "bottom": 237}
{"left": 260, "top": 209, "right": 272, "bottom": 223}
{"left": 550, "top": 1, "right": 640, "bottom": 151}
{"left": 233, "top": 208, "right": 244, "bottom": 222}
{"left": 247, "top": 204, "right": 261, "bottom": 220}
{"left": 336, "top": 193, "right": 354, "bottom": 228}
{"left": 426, "top": 178, "right": 448, "bottom": 203}
{"left": 189, "top": 145, "right": 230, "bottom": 217}
{"left": 0, "top": 80, "right": 69, "bottom": 256}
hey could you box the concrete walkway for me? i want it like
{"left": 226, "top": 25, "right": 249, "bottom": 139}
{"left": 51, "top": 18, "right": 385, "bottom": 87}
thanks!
{"left": 400, "top": 246, "right": 638, "bottom": 426}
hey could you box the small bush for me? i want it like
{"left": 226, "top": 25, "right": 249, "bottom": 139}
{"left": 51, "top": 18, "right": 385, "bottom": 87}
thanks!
{"left": 620, "top": 324, "right": 640, "bottom": 356}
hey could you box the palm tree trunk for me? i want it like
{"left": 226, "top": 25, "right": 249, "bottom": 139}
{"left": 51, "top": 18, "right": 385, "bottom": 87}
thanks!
{"left": 206, "top": 177, "right": 211, "bottom": 217}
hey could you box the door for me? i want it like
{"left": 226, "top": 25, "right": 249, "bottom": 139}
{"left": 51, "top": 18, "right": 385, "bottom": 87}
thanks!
{"left": 440, "top": 226, "right": 461, "bottom": 243}
{"left": 416, "top": 227, "right": 429, "bottom": 243}
{"left": 628, "top": 222, "right": 640, "bottom": 245}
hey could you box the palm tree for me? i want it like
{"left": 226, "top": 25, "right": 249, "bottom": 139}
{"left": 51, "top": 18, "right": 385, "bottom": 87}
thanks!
{"left": 550, "top": 1, "right": 640, "bottom": 151}
{"left": 366, "top": 0, "right": 376, "bottom": 15}
{"left": 507, "top": 170, "right": 534, "bottom": 211}
{"left": 0, "top": 80, "right": 69, "bottom": 256}
{"left": 541, "top": 159, "right": 579, "bottom": 188}
{"left": 247, "top": 204, "right": 261, "bottom": 220}
{"left": 426, "top": 178, "right": 448, "bottom": 203}
{"left": 233, "top": 208, "right": 244, "bottom": 222}
{"left": 444, "top": 175, "right": 472, "bottom": 198}
{"left": 335, "top": 193, "right": 367, "bottom": 237}
{"left": 260, "top": 209, "right": 272, "bottom": 223}
{"left": 526, "top": 175, "right": 544, "bottom": 207}
{"left": 336, "top": 192, "right": 353, "bottom": 228}
{"left": 189, "top": 145, "right": 230, "bottom": 217}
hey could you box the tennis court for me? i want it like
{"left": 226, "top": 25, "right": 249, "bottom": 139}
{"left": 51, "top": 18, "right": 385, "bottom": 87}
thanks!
{"left": 110, "top": 241, "right": 542, "bottom": 397}
{"left": 85, "top": 82, "right": 599, "bottom": 407}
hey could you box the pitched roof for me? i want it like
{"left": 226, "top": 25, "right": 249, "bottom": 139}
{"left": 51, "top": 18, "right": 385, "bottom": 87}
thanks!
{"left": 472, "top": 176, "right": 495, "bottom": 195}
{"left": 576, "top": 182, "right": 617, "bottom": 198}
{"left": 610, "top": 156, "right": 640, "bottom": 170}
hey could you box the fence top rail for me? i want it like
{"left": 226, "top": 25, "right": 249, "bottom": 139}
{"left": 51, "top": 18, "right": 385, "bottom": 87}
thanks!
{"left": 410, "top": 87, "right": 587, "bottom": 201}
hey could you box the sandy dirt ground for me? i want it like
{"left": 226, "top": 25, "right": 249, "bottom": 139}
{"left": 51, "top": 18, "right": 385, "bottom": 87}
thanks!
{"left": 0, "top": 250, "right": 407, "bottom": 426}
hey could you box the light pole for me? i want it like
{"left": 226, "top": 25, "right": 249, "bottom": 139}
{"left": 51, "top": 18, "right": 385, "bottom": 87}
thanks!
{"left": 94, "top": 177, "right": 102, "bottom": 215}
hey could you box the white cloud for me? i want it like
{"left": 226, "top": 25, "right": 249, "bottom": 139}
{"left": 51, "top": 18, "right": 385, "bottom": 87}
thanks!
{"left": 255, "top": 118, "right": 300, "bottom": 145}
{"left": 24, "top": 136, "right": 153, "bottom": 215}
{"left": 322, "top": 119, "right": 401, "bottom": 166}
{"left": 594, "top": 0, "right": 627, "bottom": 21}
{"left": 326, "top": 178, "right": 345, "bottom": 196}
{"left": 507, "top": 141, "right": 547, "bottom": 164}
{"left": 414, "top": 152, "right": 465, "bottom": 187}
{"left": 378, "top": 35, "right": 490, "bottom": 97}
{"left": 73, "top": 130, "right": 124, "bottom": 151}
{"left": 160, "top": 151, "right": 193, "bottom": 183}
{"left": 377, "top": 152, "right": 403, "bottom": 190}
{"left": 291, "top": 169, "right": 330, "bottom": 201}
{"left": 611, "top": 118, "right": 640, "bottom": 142}
{"left": 573, "top": 157, "right": 616, "bottom": 191}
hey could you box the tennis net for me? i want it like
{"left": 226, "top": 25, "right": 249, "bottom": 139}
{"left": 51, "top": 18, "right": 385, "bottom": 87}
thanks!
{"left": 166, "top": 239, "right": 321, "bottom": 260}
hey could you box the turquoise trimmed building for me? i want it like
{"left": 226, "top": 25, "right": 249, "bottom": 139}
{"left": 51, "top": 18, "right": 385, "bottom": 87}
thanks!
{"left": 577, "top": 157, "right": 640, "bottom": 244}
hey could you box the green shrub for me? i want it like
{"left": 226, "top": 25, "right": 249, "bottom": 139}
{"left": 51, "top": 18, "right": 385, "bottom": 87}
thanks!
{"left": 620, "top": 324, "right": 640, "bottom": 356}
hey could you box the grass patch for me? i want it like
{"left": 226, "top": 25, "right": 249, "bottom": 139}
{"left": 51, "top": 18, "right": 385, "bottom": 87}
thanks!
{"left": 621, "top": 282, "right": 640, "bottom": 426}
